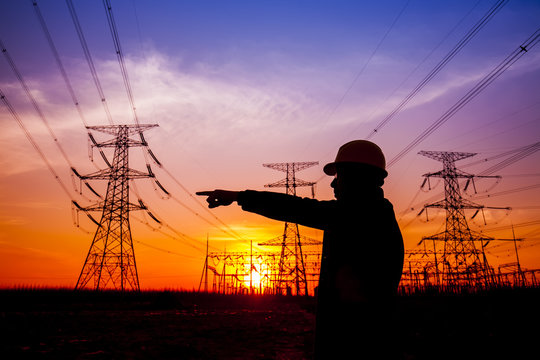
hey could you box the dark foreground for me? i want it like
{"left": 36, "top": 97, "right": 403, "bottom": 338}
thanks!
{"left": 1, "top": 288, "right": 539, "bottom": 359}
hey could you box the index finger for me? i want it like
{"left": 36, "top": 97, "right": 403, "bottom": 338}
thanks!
{"left": 196, "top": 191, "right": 213, "bottom": 196}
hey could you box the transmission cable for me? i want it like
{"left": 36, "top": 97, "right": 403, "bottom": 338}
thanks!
{"left": 102, "top": 0, "right": 140, "bottom": 127}
{"left": 342, "top": 0, "right": 483, "bottom": 142}
{"left": 366, "top": 0, "right": 509, "bottom": 140}
{"left": 66, "top": 0, "right": 114, "bottom": 125}
{"left": 31, "top": 1, "right": 87, "bottom": 127}
{"left": 479, "top": 141, "right": 540, "bottom": 175}
{"left": 461, "top": 141, "right": 539, "bottom": 169}
{"left": 302, "top": 0, "right": 410, "bottom": 154}
{"left": 130, "top": 180, "right": 220, "bottom": 253}
{"left": 32, "top": 0, "right": 111, "bottom": 176}
{"left": 134, "top": 239, "right": 199, "bottom": 260}
{"left": 0, "top": 37, "right": 76, "bottom": 170}
{"left": 387, "top": 27, "right": 540, "bottom": 167}
{"left": 1, "top": 88, "right": 98, "bottom": 228}
{"left": 329, "top": 0, "right": 411, "bottom": 124}
{"left": 1, "top": 89, "right": 73, "bottom": 199}
{"left": 481, "top": 220, "right": 540, "bottom": 233}
{"left": 472, "top": 183, "right": 540, "bottom": 200}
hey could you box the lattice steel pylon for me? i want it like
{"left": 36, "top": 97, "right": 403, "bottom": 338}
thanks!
{"left": 261, "top": 162, "right": 318, "bottom": 296}
{"left": 74, "top": 124, "right": 157, "bottom": 291}
{"left": 419, "top": 150, "right": 506, "bottom": 289}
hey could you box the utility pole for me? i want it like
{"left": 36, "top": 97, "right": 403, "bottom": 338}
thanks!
{"left": 74, "top": 124, "right": 157, "bottom": 291}
{"left": 198, "top": 234, "right": 209, "bottom": 293}
{"left": 260, "top": 162, "right": 318, "bottom": 296}
{"left": 418, "top": 151, "right": 509, "bottom": 290}
{"left": 511, "top": 225, "right": 526, "bottom": 286}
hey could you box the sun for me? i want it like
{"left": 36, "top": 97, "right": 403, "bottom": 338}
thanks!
{"left": 244, "top": 264, "right": 268, "bottom": 293}
{"left": 248, "top": 271, "right": 262, "bottom": 287}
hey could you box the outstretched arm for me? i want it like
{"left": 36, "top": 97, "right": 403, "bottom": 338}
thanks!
{"left": 198, "top": 189, "right": 332, "bottom": 230}
{"left": 196, "top": 190, "right": 239, "bottom": 208}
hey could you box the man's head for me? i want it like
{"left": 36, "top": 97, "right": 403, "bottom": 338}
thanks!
{"left": 324, "top": 140, "right": 387, "bottom": 200}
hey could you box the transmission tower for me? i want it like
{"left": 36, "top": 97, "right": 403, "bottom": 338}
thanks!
{"left": 260, "top": 162, "right": 318, "bottom": 296}
{"left": 74, "top": 124, "right": 157, "bottom": 291}
{"left": 418, "top": 151, "right": 508, "bottom": 290}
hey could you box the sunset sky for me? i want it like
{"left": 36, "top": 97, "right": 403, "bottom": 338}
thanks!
{"left": 1, "top": 0, "right": 539, "bottom": 290}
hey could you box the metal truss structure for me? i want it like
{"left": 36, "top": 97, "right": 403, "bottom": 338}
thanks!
{"left": 400, "top": 150, "right": 522, "bottom": 292}
{"left": 74, "top": 124, "right": 157, "bottom": 291}
{"left": 260, "top": 162, "right": 320, "bottom": 296}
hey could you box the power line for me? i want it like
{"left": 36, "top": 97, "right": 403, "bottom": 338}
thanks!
{"left": 481, "top": 220, "right": 540, "bottom": 233}
{"left": 302, "top": 0, "right": 410, "bottom": 154}
{"left": 471, "top": 183, "right": 540, "bottom": 200}
{"left": 342, "top": 0, "right": 483, "bottom": 141}
{"left": 102, "top": 0, "right": 140, "bottom": 127}
{"left": 32, "top": 0, "right": 110, "bottom": 173}
{"left": 1, "top": 88, "right": 100, "bottom": 231}
{"left": 436, "top": 101, "right": 540, "bottom": 150}
{"left": 461, "top": 141, "right": 540, "bottom": 170}
{"left": 479, "top": 141, "right": 540, "bottom": 175}
{"left": 134, "top": 239, "right": 199, "bottom": 260}
{"left": 66, "top": 0, "right": 114, "bottom": 125}
{"left": 0, "top": 37, "right": 75, "bottom": 169}
{"left": 366, "top": 0, "right": 509, "bottom": 140}
{"left": 387, "top": 27, "right": 540, "bottom": 167}
{"left": 158, "top": 166, "right": 251, "bottom": 243}
{"left": 130, "top": 180, "right": 218, "bottom": 254}
{"left": 32, "top": 0, "right": 87, "bottom": 128}
{"left": 0, "top": 88, "right": 73, "bottom": 199}
{"left": 329, "top": 0, "right": 411, "bottom": 123}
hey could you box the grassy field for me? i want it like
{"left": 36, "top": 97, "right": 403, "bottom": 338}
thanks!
{"left": 1, "top": 287, "right": 539, "bottom": 359}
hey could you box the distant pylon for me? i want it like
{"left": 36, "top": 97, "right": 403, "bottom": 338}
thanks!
{"left": 74, "top": 124, "right": 157, "bottom": 291}
{"left": 418, "top": 151, "right": 508, "bottom": 289}
{"left": 262, "top": 162, "right": 318, "bottom": 296}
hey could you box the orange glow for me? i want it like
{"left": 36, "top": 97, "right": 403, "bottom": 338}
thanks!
{"left": 1, "top": 1, "right": 539, "bottom": 291}
{"left": 245, "top": 266, "right": 263, "bottom": 290}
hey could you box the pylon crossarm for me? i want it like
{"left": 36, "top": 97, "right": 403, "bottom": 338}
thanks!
{"left": 258, "top": 235, "right": 284, "bottom": 246}
{"left": 90, "top": 137, "right": 147, "bottom": 148}
{"left": 86, "top": 124, "right": 158, "bottom": 136}
{"left": 258, "top": 234, "right": 322, "bottom": 247}
{"left": 264, "top": 178, "right": 316, "bottom": 188}
{"left": 79, "top": 168, "right": 153, "bottom": 180}
{"left": 419, "top": 150, "right": 476, "bottom": 163}
{"left": 264, "top": 179, "right": 288, "bottom": 188}
{"left": 263, "top": 161, "right": 318, "bottom": 173}
{"left": 81, "top": 201, "right": 146, "bottom": 212}
{"left": 422, "top": 169, "right": 475, "bottom": 179}
{"left": 423, "top": 200, "right": 447, "bottom": 209}
{"left": 422, "top": 233, "right": 447, "bottom": 242}
{"left": 405, "top": 249, "right": 444, "bottom": 256}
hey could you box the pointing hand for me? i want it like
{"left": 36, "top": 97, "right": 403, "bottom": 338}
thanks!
{"left": 196, "top": 190, "right": 239, "bottom": 208}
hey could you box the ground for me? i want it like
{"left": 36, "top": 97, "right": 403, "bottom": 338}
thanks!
{"left": 1, "top": 288, "right": 539, "bottom": 359}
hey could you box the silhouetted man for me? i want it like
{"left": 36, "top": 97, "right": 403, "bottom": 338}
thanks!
{"left": 198, "top": 140, "right": 404, "bottom": 359}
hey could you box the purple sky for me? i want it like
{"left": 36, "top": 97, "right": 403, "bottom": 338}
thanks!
{"left": 1, "top": 0, "right": 539, "bottom": 289}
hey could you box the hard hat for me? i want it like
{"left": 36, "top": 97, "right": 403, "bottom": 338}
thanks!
{"left": 323, "top": 140, "right": 387, "bottom": 177}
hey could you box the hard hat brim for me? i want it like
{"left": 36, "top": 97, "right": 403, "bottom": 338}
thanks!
{"left": 323, "top": 162, "right": 337, "bottom": 176}
{"left": 323, "top": 161, "right": 388, "bottom": 178}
